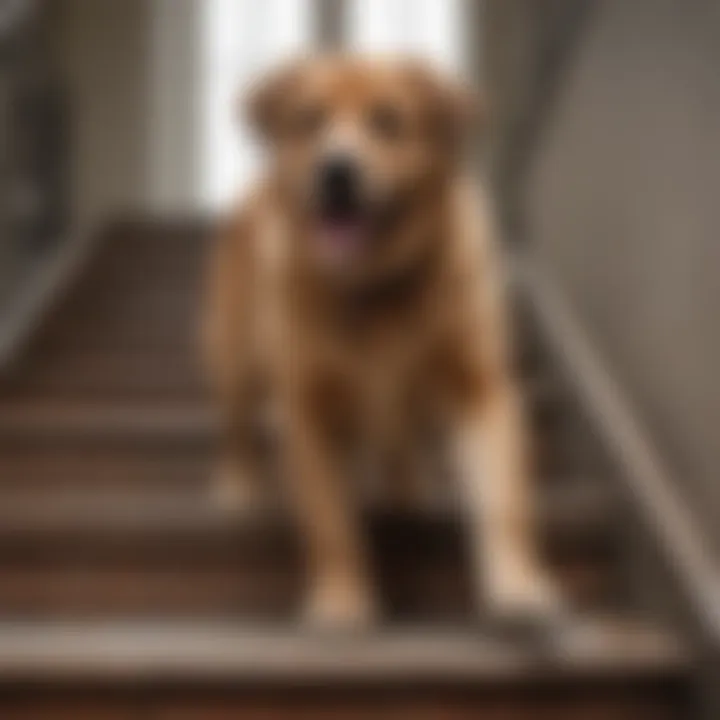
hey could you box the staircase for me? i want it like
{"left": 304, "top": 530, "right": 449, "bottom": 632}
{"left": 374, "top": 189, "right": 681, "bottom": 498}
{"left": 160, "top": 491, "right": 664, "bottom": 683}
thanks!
{"left": 0, "top": 221, "right": 693, "bottom": 717}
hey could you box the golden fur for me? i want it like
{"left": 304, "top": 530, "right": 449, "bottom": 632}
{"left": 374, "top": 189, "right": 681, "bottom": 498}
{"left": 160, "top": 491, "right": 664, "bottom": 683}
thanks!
{"left": 203, "top": 57, "right": 558, "bottom": 627}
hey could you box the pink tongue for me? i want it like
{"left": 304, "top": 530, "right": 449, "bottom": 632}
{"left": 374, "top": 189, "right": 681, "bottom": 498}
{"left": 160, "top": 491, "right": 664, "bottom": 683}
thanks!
{"left": 318, "top": 220, "right": 365, "bottom": 263}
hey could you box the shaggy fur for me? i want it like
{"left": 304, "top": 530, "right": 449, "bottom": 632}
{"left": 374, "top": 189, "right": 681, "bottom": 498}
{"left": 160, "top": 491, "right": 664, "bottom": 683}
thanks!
{"left": 203, "top": 57, "right": 558, "bottom": 627}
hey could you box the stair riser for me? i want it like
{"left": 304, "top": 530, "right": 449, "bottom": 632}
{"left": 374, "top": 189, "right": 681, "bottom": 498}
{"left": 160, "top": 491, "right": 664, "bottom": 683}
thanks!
{"left": 0, "top": 683, "right": 689, "bottom": 719}
{"left": 0, "top": 548, "right": 617, "bottom": 619}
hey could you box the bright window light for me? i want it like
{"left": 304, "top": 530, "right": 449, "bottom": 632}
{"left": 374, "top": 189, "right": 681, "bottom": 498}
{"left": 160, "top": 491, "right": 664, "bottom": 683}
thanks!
{"left": 200, "top": 0, "right": 312, "bottom": 209}
{"left": 347, "top": 0, "right": 467, "bottom": 75}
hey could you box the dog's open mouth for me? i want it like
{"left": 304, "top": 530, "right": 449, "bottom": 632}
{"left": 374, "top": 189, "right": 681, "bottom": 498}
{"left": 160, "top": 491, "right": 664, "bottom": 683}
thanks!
{"left": 316, "top": 210, "right": 370, "bottom": 265}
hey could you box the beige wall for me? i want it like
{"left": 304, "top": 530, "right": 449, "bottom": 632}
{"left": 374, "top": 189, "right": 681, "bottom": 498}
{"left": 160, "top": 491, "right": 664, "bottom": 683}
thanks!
{"left": 147, "top": 0, "right": 202, "bottom": 214}
{"left": 526, "top": 0, "right": 720, "bottom": 552}
{"left": 51, "top": 0, "right": 154, "bottom": 233}
{"left": 50, "top": 0, "right": 206, "bottom": 227}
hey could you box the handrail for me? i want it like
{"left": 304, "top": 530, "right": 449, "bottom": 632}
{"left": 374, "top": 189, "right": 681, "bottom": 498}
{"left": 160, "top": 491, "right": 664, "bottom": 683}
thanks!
{"left": 0, "top": 227, "right": 98, "bottom": 371}
{"left": 0, "top": 0, "right": 33, "bottom": 43}
{"left": 517, "top": 253, "right": 720, "bottom": 648}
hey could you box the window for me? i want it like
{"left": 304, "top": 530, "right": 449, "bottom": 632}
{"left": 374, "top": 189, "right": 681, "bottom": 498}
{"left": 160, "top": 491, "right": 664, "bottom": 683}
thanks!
{"left": 199, "top": 0, "right": 312, "bottom": 209}
{"left": 197, "top": 0, "right": 470, "bottom": 210}
{"left": 347, "top": 0, "right": 467, "bottom": 75}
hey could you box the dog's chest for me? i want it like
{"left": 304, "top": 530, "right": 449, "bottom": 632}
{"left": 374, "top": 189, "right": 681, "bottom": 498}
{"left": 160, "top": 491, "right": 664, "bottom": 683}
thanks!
{"left": 338, "top": 319, "right": 436, "bottom": 438}
{"left": 281, "top": 266, "right": 455, "bottom": 438}
{"left": 358, "top": 350, "right": 411, "bottom": 431}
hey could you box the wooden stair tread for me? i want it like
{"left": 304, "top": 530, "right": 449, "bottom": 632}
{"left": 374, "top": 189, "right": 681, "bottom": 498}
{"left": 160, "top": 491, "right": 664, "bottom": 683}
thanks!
{"left": 0, "top": 481, "right": 613, "bottom": 546}
{"left": 0, "top": 399, "right": 216, "bottom": 441}
{"left": 0, "top": 618, "right": 688, "bottom": 687}
{"left": 1, "top": 355, "right": 205, "bottom": 399}
{"left": 0, "top": 378, "right": 560, "bottom": 436}
{"left": 0, "top": 449, "right": 212, "bottom": 493}
{"left": 0, "top": 483, "right": 620, "bottom": 618}
{"left": 0, "top": 220, "right": 692, "bottom": 713}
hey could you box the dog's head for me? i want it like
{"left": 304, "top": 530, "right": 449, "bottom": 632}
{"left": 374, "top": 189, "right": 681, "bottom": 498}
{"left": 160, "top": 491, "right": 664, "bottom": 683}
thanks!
{"left": 245, "top": 56, "right": 478, "bottom": 277}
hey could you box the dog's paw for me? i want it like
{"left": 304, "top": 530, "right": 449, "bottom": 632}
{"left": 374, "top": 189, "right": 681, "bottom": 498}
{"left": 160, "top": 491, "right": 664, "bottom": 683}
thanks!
{"left": 302, "top": 579, "right": 377, "bottom": 631}
{"left": 484, "top": 567, "right": 564, "bottom": 623}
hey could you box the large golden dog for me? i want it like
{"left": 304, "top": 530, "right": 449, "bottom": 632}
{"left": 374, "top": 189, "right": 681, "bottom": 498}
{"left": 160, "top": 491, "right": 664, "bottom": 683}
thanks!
{"left": 203, "top": 56, "right": 558, "bottom": 628}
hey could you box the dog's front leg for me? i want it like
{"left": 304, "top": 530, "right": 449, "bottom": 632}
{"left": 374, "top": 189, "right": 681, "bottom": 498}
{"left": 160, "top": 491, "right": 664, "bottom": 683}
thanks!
{"left": 285, "top": 404, "right": 376, "bottom": 629}
{"left": 453, "top": 381, "right": 560, "bottom": 620}
{"left": 212, "top": 396, "right": 268, "bottom": 513}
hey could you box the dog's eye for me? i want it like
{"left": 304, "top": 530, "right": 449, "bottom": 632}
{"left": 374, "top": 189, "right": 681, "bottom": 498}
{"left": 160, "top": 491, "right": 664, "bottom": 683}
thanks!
{"left": 291, "top": 103, "right": 326, "bottom": 137}
{"left": 368, "top": 103, "right": 404, "bottom": 141}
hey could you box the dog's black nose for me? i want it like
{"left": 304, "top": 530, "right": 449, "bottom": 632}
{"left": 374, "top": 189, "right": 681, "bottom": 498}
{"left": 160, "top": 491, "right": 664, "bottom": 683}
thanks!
{"left": 318, "top": 156, "right": 359, "bottom": 215}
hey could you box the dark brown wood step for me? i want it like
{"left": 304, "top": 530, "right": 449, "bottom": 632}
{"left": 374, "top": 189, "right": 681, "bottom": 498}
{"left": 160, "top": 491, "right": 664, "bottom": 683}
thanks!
{"left": 0, "top": 619, "right": 690, "bottom": 720}
{"left": 0, "top": 480, "right": 614, "bottom": 550}
{"left": 0, "top": 620, "right": 690, "bottom": 718}
{"left": 0, "top": 445, "right": 212, "bottom": 493}
{"left": 0, "top": 377, "right": 562, "bottom": 448}
{"left": 0, "top": 557, "right": 616, "bottom": 620}
{"left": 0, "top": 435, "right": 565, "bottom": 502}
{"left": 0, "top": 618, "right": 688, "bottom": 685}
{"left": 1, "top": 353, "right": 206, "bottom": 399}
{"left": 36, "top": 288, "right": 202, "bottom": 339}
{"left": 0, "top": 565, "right": 299, "bottom": 619}
{"left": 0, "top": 483, "right": 620, "bottom": 618}
{"left": 0, "top": 374, "right": 562, "bottom": 425}
{"left": 0, "top": 223, "right": 546, "bottom": 403}
{"left": 0, "top": 401, "right": 217, "bottom": 443}
{"left": 0, "top": 221, "right": 692, "bottom": 716}
{"left": 0, "top": 376, "right": 568, "bottom": 493}
{"left": 0, "top": 401, "right": 215, "bottom": 492}
{"left": 0, "top": 226, "right": 207, "bottom": 396}
{"left": 5, "top": 351, "right": 545, "bottom": 402}
{"left": 0, "top": 684, "right": 690, "bottom": 720}
{"left": 0, "top": 219, "right": 542, "bottom": 406}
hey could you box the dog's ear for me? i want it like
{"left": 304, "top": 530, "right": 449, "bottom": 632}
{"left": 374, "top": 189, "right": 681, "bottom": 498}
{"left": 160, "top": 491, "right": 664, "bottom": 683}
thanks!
{"left": 404, "top": 62, "right": 482, "bottom": 150}
{"left": 244, "top": 61, "right": 305, "bottom": 141}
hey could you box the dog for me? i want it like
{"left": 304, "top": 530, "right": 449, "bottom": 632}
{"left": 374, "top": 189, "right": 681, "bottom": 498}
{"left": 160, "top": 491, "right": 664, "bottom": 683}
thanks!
{"left": 203, "top": 56, "right": 559, "bottom": 628}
